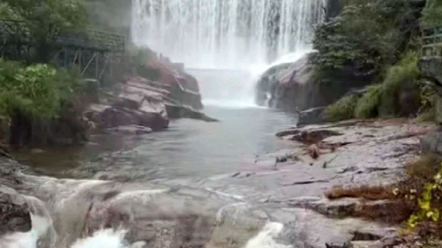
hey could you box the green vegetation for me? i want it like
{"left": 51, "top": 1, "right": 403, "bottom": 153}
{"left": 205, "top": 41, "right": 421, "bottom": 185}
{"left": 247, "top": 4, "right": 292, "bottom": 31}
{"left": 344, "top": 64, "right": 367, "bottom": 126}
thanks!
{"left": 313, "top": 0, "right": 419, "bottom": 84}
{"left": 317, "top": 0, "right": 442, "bottom": 123}
{"left": 0, "top": 0, "right": 93, "bottom": 145}
{"left": 421, "top": 0, "right": 442, "bottom": 26}
{"left": 0, "top": 0, "right": 86, "bottom": 32}
{"left": 378, "top": 52, "right": 420, "bottom": 115}
{"left": 319, "top": 0, "right": 442, "bottom": 243}
{"left": 324, "top": 52, "right": 421, "bottom": 121}
{"left": 353, "top": 84, "right": 383, "bottom": 119}
{"left": 323, "top": 94, "right": 358, "bottom": 122}
{"left": 0, "top": 59, "right": 79, "bottom": 119}
{"left": 0, "top": 0, "right": 157, "bottom": 146}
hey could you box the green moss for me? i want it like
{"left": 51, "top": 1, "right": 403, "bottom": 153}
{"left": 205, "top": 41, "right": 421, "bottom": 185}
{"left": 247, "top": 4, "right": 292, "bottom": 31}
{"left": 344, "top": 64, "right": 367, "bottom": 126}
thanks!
{"left": 324, "top": 94, "right": 358, "bottom": 122}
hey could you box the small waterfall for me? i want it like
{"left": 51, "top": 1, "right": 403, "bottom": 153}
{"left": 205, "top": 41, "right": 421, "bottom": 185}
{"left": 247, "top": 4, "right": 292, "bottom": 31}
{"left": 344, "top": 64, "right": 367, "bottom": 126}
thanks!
{"left": 0, "top": 214, "right": 52, "bottom": 248}
{"left": 244, "top": 222, "right": 292, "bottom": 248}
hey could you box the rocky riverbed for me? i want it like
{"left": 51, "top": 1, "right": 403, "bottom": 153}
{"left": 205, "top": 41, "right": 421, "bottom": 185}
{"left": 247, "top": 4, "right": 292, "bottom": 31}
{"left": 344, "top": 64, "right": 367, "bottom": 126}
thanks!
{"left": 0, "top": 117, "right": 433, "bottom": 248}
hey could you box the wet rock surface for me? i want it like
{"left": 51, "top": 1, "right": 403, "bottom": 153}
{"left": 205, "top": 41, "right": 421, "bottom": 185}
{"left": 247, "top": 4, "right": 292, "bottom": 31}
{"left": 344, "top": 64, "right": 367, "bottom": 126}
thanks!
{"left": 255, "top": 52, "right": 318, "bottom": 112}
{"left": 297, "top": 106, "right": 326, "bottom": 127}
{"left": 0, "top": 186, "right": 32, "bottom": 235}
{"left": 84, "top": 59, "right": 216, "bottom": 134}
{"left": 0, "top": 118, "right": 433, "bottom": 247}
{"left": 255, "top": 52, "right": 372, "bottom": 113}
{"left": 106, "top": 125, "right": 153, "bottom": 135}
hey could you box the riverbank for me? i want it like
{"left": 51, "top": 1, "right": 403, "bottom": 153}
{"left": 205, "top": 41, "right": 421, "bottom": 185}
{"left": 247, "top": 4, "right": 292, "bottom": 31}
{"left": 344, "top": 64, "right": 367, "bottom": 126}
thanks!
{"left": 0, "top": 117, "right": 433, "bottom": 247}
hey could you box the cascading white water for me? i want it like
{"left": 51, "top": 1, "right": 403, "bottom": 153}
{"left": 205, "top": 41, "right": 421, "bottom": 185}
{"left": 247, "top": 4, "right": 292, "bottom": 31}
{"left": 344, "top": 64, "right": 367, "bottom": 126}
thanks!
{"left": 131, "top": 0, "right": 323, "bottom": 69}
{"left": 130, "top": 0, "right": 323, "bottom": 106}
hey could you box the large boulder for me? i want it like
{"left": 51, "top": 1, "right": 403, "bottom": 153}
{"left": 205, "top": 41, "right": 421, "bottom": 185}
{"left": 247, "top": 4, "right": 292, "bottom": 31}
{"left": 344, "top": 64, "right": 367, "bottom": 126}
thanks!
{"left": 87, "top": 75, "right": 172, "bottom": 131}
{"left": 256, "top": 50, "right": 374, "bottom": 113}
{"left": 85, "top": 72, "right": 218, "bottom": 132}
{"left": 84, "top": 78, "right": 170, "bottom": 131}
{"left": 145, "top": 60, "right": 204, "bottom": 110}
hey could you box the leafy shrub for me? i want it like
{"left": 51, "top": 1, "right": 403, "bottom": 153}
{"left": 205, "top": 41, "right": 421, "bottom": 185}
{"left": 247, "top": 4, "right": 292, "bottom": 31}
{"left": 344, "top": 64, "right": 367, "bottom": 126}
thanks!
{"left": 323, "top": 94, "right": 358, "bottom": 122}
{"left": 378, "top": 52, "right": 419, "bottom": 116}
{"left": 354, "top": 85, "right": 383, "bottom": 118}
{"left": 323, "top": 52, "right": 419, "bottom": 122}
{"left": 421, "top": 0, "right": 442, "bottom": 26}
{"left": 0, "top": 59, "right": 80, "bottom": 119}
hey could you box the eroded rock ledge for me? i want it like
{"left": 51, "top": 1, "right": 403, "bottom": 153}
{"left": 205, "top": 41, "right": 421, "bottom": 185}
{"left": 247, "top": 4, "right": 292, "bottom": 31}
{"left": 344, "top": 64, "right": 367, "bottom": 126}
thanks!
{"left": 83, "top": 59, "right": 218, "bottom": 136}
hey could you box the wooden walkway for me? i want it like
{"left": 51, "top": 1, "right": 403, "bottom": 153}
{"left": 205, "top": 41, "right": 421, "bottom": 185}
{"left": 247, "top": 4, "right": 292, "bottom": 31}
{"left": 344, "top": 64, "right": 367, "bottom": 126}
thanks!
{"left": 421, "top": 26, "right": 442, "bottom": 56}
{"left": 0, "top": 20, "right": 125, "bottom": 82}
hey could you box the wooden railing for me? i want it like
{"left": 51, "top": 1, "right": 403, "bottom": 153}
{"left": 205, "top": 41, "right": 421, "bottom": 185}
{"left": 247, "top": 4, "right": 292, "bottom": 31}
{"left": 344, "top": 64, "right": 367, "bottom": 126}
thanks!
{"left": 0, "top": 20, "right": 125, "bottom": 61}
{"left": 421, "top": 26, "right": 442, "bottom": 56}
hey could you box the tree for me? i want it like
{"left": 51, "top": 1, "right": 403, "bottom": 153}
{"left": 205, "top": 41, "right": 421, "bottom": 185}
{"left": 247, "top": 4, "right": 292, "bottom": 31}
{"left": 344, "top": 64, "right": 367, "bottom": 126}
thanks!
{"left": 312, "top": 0, "right": 419, "bottom": 83}
{"left": 0, "top": 0, "right": 87, "bottom": 62}
{"left": 422, "top": 0, "right": 442, "bottom": 26}
{"left": 0, "top": 0, "right": 87, "bottom": 35}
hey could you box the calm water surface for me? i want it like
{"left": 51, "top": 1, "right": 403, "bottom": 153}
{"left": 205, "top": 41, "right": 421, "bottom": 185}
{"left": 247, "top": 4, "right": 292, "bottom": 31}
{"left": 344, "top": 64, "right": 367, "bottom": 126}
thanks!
{"left": 14, "top": 106, "right": 297, "bottom": 179}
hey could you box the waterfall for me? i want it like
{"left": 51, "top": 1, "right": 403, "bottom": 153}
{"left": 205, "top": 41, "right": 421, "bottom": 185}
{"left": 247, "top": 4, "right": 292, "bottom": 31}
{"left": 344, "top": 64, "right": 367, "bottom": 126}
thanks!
{"left": 130, "top": 0, "right": 324, "bottom": 70}
{"left": 130, "top": 0, "right": 324, "bottom": 107}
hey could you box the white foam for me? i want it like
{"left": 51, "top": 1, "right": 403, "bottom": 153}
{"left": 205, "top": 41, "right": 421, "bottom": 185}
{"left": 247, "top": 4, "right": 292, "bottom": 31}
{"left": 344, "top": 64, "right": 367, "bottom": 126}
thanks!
{"left": 244, "top": 222, "right": 293, "bottom": 248}
{"left": 70, "top": 229, "right": 126, "bottom": 248}
{"left": 0, "top": 214, "right": 51, "bottom": 248}
{"left": 70, "top": 229, "right": 146, "bottom": 248}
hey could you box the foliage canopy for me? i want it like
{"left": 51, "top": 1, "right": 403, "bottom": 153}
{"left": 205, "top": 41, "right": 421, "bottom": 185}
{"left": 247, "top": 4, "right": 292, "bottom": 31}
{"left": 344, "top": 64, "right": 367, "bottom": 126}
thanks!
{"left": 0, "top": 0, "right": 87, "bottom": 39}
{"left": 313, "top": 0, "right": 419, "bottom": 84}
{"left": 422, "top": 0, "right": 442, "bottom": 26}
